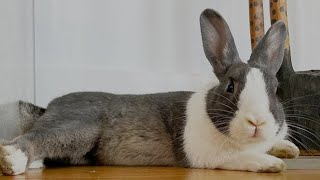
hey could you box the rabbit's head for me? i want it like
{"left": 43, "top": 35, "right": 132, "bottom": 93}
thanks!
{"left": 200, "top": 9, "right": 287, "bottom": 145}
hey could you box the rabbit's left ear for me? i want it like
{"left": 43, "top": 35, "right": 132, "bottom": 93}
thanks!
{"left": 248, "top": 21, "right": 287, "bottom": 75}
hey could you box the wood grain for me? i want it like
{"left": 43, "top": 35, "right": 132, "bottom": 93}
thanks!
{"left": 1, "top": 167, "right": 320, "bottom": 180}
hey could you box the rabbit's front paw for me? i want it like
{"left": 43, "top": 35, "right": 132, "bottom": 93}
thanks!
{"left": 252, "top": 156, "right": 286, "bottom": 172}
{"left": 268, "top": 140, "right": 300, "bottom": 159}
{"left": 0, "top": 145, "right": 28, "bottom": 175}
{"left": 220, "top": 153, "right": 286, "bottom": 173}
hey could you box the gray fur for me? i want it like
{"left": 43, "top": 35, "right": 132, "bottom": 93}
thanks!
{"left": 248, "top": 21, "right": 287, "bottom": 75}
{"left": 18, "top": 101, "right": 45, "bottom": 133}
{"left": 0, "top": 9, "right": 288, "bottom": 174}
{"left": 206, "top": 63, "right": 249, "bottom": 134}
{"left": 261, "top": 70, "right": 286, "bottom": 133}
{"left": 6, "top": 92, "right": 192, "bottom": 167}
{"left": 200, "top": 9, "right": 241, "bottom": 80}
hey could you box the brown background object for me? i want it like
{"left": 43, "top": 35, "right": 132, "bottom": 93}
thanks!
{"left": 269, "top": 0, "right": 293, "bottom": 73}
{"left": 249, "top": 0, "right": 265, "bottom": 49}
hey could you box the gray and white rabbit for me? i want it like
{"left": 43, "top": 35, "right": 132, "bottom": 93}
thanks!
{"left": 0, "top": 9, "right": 299, "bottom": 175}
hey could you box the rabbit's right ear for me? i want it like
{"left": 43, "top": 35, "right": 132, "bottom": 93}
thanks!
{"left": 200, "top": 9, "right": 240, "bottom": 80}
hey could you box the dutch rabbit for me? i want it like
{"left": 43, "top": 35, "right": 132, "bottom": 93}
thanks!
{"left": 0, "top": 9, "right": 299, "bottom": 175}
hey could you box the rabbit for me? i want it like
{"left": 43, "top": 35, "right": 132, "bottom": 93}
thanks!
{"left": 0, "top": 9, "right": 299, "bottom": 176}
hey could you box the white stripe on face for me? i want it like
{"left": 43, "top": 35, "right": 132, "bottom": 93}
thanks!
{"left": 229, "top": 68, "right": 277, "bottom": 142}
{"left": 239, "top": 68, "right": 270, "bottom": 116}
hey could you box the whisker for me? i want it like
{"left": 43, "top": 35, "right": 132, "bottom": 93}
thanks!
{"left": 213, "top": 130, "right": 247, "bottom": 156}
{"left": 207, "top": 109, "right": 235, "bottom": 114}
{"left": 286, "top": 133, "right": 312, "bottom": 154}
{"left": 287, "top": 126, "right": 320, "bottom": 149}
{"left": 172, "top": 116, "right": 186, "bottom": 119}
{"left": 286, "top": 115, "right": 320, "bottom": 126}
{"left": 207, "top": 113, "right": 232, "bottom": 118}
{"left": 215, "top": 118, "right": 232, "bottom": 123}
{"left": 286, "top": 115, "right": 320, "bottom": 125}
{"left": 286, "top": 121, "right": 320, "bottom": 143}
{"left": 212, "top": 123, "right": 231, "bottom": 127}
{"left": 208, "top": 100, "right": 237, "bottom": 111}
{"left": 210, "top": 92, "right": 238, "bottom": 108}
{"left": 214, "top": 137, "right": 232, "bottom": 157}
{"left": 285, "top": 109, "right": 319, "bottom": 119}
{"left": 281, "top": 92, "right": 320, "bottom": 105}
{"left": 284, "top": 104, "right": 320, "bottom": 109}
{"left": 232, "top": 93, "right": 239, "bottom": 103}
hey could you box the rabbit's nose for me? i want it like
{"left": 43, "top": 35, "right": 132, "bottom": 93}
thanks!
{"left": 246, "top": 118, "right": 266, "bottom": 138}
{"left": 246, "top": 118, "right": 266, "bottom": 127}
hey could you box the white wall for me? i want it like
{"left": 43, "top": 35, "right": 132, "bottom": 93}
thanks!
{"left": 288, "top": 0, "right": 320, "bottom": 71}
{"left": 0, "top": 0, "right": 34, "bottom": 104}
{"left": 34, "top": 0, "right": 250, "bottom": 106}
{"left": 34, "top": 0, "right": 320, "bottom": 106}
{"left": 0, "top": 0, "right": 34, "bottom": 139}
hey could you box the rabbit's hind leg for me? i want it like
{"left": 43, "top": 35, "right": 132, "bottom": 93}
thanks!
{"left": 0, "top": 144, "right": 28, "bottom": 175}
{"left": 0, "top": 124, "right": 100, "bottom": 176}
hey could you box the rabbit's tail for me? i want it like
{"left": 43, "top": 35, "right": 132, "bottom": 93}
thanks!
{"left": 0, "top": 101, "right": 45, "bottom": 140}
{"left": 18, "top": 101, "right": 46, "bottom": 133}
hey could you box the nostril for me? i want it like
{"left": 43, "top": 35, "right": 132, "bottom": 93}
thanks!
{"left": 256, "top": 120, "right": 266, "bottom": 126}
{"left": 247, "top": 119, "right": 257, "bottom": 126}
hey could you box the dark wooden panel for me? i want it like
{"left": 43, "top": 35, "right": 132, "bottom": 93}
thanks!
{"left": 269, "top": 0, "right": 320, "bottom": 155}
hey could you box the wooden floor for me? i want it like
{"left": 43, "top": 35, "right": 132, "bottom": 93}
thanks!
{"left": 1, "top": 167, "right": 320, "bottom": 180}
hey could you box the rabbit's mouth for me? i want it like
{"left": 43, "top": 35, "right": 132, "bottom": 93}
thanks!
{"left": 227, "top": 113, "right": 278, "bottom": 145}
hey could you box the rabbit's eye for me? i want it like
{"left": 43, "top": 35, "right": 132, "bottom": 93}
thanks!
{"left": 226, "top": 79, "right": 234, "bottom": 93}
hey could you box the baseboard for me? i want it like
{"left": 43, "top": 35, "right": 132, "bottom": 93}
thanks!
{"left": 284, "top": 156, "right": 320, "bottom": 169}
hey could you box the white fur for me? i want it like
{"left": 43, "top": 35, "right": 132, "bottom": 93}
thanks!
{"left": 29, "top": 160, "right": 45, "bottom": 169}
{"left": 274, "top": 140, "right": 299, "bottom": 153}
{"left": 183, "top": 68, "right": 288, "bottom": 172}
{"left": 2, "top": 145, "right": 28, "bottom": 175}
{"left": 269, "top": 139, "right": 299, "bottom": 158}
{"left": 230, "top": 68, "right": 285, "bottom": 151}
{"left": 218, "top": 152, "right": 286, "bottom": 172}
